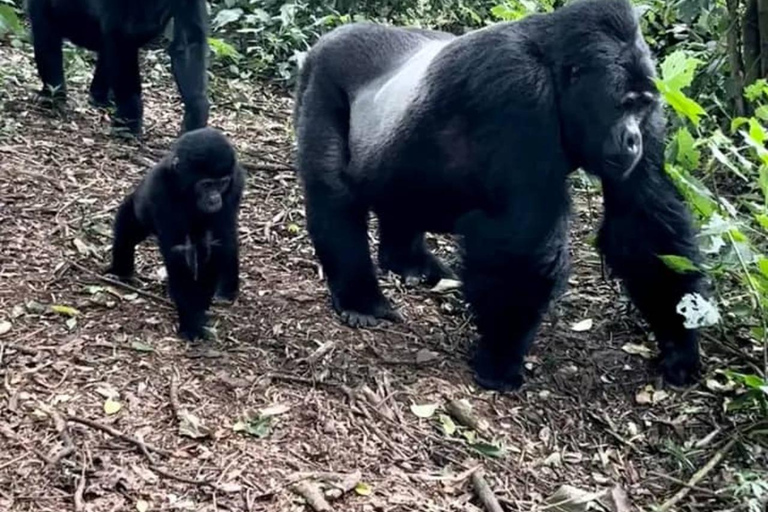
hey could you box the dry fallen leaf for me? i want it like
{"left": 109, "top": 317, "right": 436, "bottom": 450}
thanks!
{"left": 135, "top": 499, "right": 149, "bottom": 512}
{"left": 0, "top": 321, "right": 11, "bottom": 336}
{"left": 178, "top": 410, "right": 211, "bottom": 439}
{"left": 621, "top": 343, "right": 653, "bottom": 359}
{"left": 570, "top": 319, "right": 593, "bottom": 332}
{"left": 410, "top": 403, "right": 438, "bottom": 418}
{"left": 544, "top": 485, "right": 604, "bottom": 512}
{"left": 429, "top": 278, "right": 462, "bottom": 293}
{"left": 104, "top": 397, "right": 122, "bottom": 415}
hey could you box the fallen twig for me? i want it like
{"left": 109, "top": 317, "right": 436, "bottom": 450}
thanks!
{"left": 65, "top": 415, "right": 174, "bottom": 458}
{"left": 45, "top": 407, "right": 75, "bottom": 465}
{"left": 69, "top": 260, "right": 172, "bottom": 307}
{"left": 657, "top": 437, "right": 737, "bottom": 512}
{"left": 73, "top": 464, "right": 86, "bottom": 512}
{"left": 471, "top": 469, "right": 504, "bottom": 512}
{"left": 291, "top": 480, "right": 333, "bottom": 512}
{"left": 169, "top": 373, "right": 182, "bottom": 419}
{"left": 446, "top": 398, "right": 489, "bottom": 433}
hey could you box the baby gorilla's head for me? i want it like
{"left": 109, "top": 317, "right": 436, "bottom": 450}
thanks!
{"left": 172, "top": 128, "right": 238, "bottom": 214}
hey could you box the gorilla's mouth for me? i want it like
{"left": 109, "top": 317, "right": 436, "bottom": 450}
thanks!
{"left": 605, "top": 150, "right": 642, "bottom": 180}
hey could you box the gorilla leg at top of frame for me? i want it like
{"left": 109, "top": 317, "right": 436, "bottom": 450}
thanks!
{"left": 293, "top": 0, "right": 705, "bottom": 391}
{"left": 107, "top": 127, "right": 244, "bottom": 341}
{"left": 26, "top": 0, "right": 210, "bottom": 135}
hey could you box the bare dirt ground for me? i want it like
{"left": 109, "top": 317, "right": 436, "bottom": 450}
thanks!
{"left": 0, "top": 42, "right": 766, "bottom": 512}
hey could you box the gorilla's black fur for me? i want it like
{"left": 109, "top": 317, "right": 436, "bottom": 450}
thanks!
{"left": 108, "top": 128, "right": 244, "bottom": 341}
{"left": 27, "top": 0, "right": 209, "bottom": 135}
{"left": 293, "top": 0, "right": 704, "bottom": 391}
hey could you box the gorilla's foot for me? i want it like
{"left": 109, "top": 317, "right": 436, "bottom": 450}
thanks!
{"left": 658, "top": 347, "right": 700, "bottom": 387}
{"left": 333, "top": 292, "right": 402, "bottom": 328}
{"left": 105, "top": 264, "right": 134, "bottom": 283}
{"left": 89, "top": 92, "right": 112, "bottom": 108}
{"left": 471, "top": 342, "right": 525, "bottom": 392}
{"left": 381, "top": 250, "right": 455, "bottom": 288}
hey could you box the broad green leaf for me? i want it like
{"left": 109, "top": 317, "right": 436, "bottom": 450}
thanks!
{"left": 659, "top": 255, "right": 699, "bottom": 273}
{"left": 472, "top": 441, "right": 507, "bottom": 459}
{"left": 760, "top": 165, "right": 768, "bottom": 202}
{"left": 0, "top": 5, "right": 21, "bottom": 37}
{"left": 755, "top": 213, "right": 768, "bottom": 230}
{"left": 758, "top": 257, "right": 768, "bottom": 280}
{"left": 749, "top": 118, "right": 767, "bottom": 144}
{"left": 51, "top": 305, "right": 80, "bottom": 317}
{"left": 410, "top": 403, "right": 438, "bottom": 419}
{"left": 208, "top": 37, "right": 242, "bottom": 61}
{"left": 655, "top": 80, "right": 706, "bottom": 126}
{"left": 674, "top": 127, "right": 700, "bottom": 170}
{"left": 659, "top": 51, "right": 701, "bottom": 91}
{"left": 234, "top": 416, "right": 272, "bottom": 438}
{"left": 756, "top": 106, "right": 768, "bottom": 122}
{"left": 745, "top": 79, "right": 768, "bottom": 102}
{"left": 731, "top": 116, "right": 750, "bottom": 133}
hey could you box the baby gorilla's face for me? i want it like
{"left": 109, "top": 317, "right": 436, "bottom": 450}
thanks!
{"left": 195, "top": 175, "right": 232, "bottom": 213}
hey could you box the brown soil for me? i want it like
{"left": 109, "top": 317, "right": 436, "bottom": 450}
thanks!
{"left": 0, "top": 42, "right": 765, "bottom": 512}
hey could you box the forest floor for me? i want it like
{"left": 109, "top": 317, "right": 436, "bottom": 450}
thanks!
{"left": 1, "top": 41, "right": 766, "bottom": 512}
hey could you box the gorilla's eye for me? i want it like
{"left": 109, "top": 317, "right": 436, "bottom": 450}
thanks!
{"left": 622, "top": 91, "right": 657, "bottom": 110}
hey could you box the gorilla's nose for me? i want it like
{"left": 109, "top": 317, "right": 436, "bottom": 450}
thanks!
{"left": 623, "top": 127, "right": 641, "bottom": 155}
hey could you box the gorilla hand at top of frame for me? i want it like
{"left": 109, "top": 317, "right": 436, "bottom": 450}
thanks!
{"left": 106, "top": 127, "right": 244, "bottom": 342}
{"left": 26, "top": 0, "right": 210, "bottom": 136}
{"left": 294, "top": 0, "right": 706, "bottom": 391}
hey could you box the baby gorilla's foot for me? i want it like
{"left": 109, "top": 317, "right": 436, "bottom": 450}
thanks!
{"left": 471, "top": 341, "right": 525, "bottom": 392}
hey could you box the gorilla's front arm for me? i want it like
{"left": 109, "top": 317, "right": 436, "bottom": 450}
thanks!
{"left": 169, "top": 0, "right": 210, "bottom": 132}
{"left": 598, "top": 114, "right": 703, "bottom": 385}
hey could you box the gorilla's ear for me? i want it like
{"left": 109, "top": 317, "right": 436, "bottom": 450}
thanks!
{"left": 171, "top": 155, "right": 180, "bottom": 169}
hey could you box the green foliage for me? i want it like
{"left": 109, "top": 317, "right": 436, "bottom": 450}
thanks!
{"left": 656, "top": 50, "right": 768, "bottom": 415}
{"left": 0, "top": 0, "right": 22, "bottom": 39}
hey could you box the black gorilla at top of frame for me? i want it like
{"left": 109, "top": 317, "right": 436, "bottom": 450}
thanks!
{"left": 26, "top": 0, "right": 209, "bottom": 135}
{"left": 293, "top": 0, "right": 704, "bottom": 391}
{"left": 107, "top": 128, "right": 244, "bottom": 341}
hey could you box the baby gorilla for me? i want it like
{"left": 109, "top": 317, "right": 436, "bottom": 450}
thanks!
{"left": 107, "top": 128, "right": 244, "bottom": 340}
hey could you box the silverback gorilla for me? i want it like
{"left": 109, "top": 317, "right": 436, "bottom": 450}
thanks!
{"left": 27, "top": 0, "right": 209, "bottom": 135}
{"left": 107, "top": 128, "right": 244, "bottom": 341}
{"left": 293, "top": 0, "right": 704, "bottom": 391}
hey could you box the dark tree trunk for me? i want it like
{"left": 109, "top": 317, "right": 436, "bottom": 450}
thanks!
{"left": 758, "top": 0, "right": 768, "bottom": 76}
{"left": 727, "top": 0, "right": 746, "bottom": 116}
{"left": 744, "top": 0, "right": 761, "bottom": 86}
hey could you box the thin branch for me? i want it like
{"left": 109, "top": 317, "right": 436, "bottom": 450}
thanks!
{"left": 471, "top": 469, "right": 504, "bottom": 512}
{"left": 46, "top": 407, "right": 75, "bottom": 465}
{"left": 69, "top": 260, "right": 172, "bottom": 307}
{"left": 65, "top": 416, "right": 174, "bottom": 458}
{"left": 73, "top": 464, "right": 86, "bottom": 512}
{"left": 657, "top": 438, "right": 737, "bottom": 512}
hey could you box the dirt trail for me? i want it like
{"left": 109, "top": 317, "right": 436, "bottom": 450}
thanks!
{"left": 0, "top": 43, "right": 761, "bottom": 511}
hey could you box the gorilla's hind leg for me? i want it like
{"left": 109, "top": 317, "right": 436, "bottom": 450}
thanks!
{"left": 378, "top": 222, "right": 455, "bottom": 287}
{"left": 107, "top": 196, "right": 148, "bottom": 280}
{"left": 305, "top": 185, "right": 401, "bottom": 328}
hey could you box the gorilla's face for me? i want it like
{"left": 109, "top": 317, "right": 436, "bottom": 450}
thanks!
{"left": 560, "top": 34, "right": 659, "bottom": 180}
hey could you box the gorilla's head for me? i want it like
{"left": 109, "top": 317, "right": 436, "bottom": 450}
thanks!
{"left": 171, "top": 127, "right": 238, "bottom": 214}
{"left": 555, "top": 0, "right": 660, "bottom": 181}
